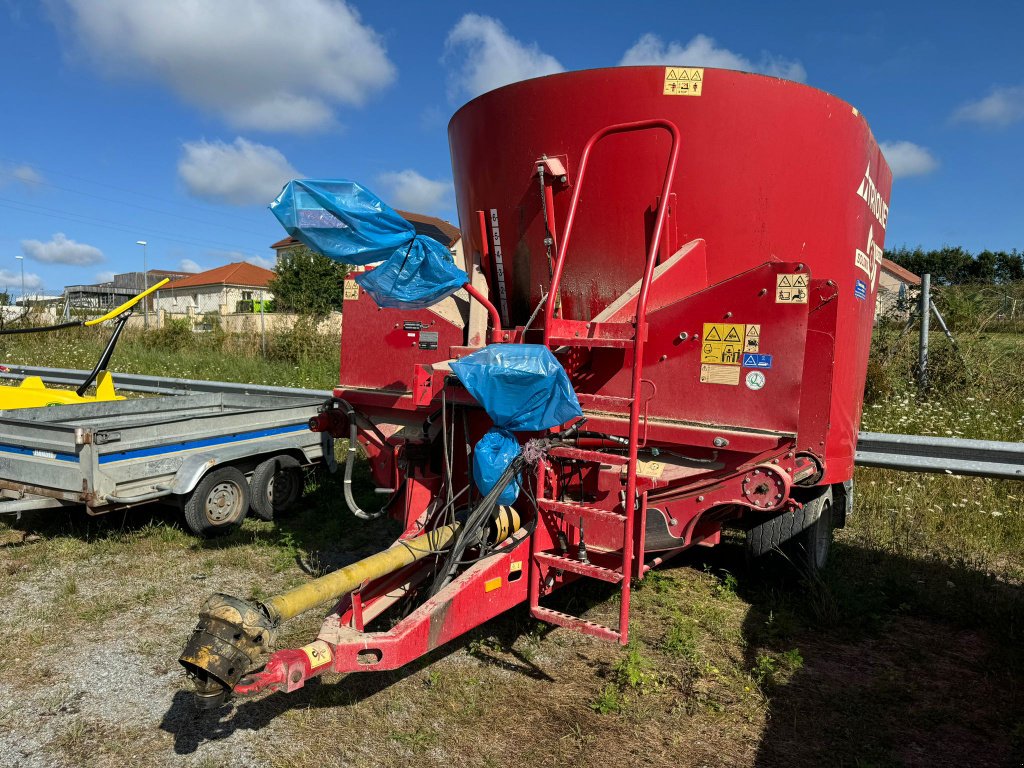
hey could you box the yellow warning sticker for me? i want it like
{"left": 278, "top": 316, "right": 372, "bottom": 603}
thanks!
{"left": 301, "top": 640, "right": 333, "bottom": 670}
{"left": 509, "top": 560, "right": 523, "bottom": 573}
{"left": 701, "top": 323, "right": 745, "bottom": 365}
{"left": 343, "top": 280, "right": 360, "bottom": 301}
{"left": 636, "top": 459, "right": 665, "bottom": 479}
{"left": 700, "top": 364, "right": 740, "bottom": 385}
{"left": 663, "top": 67, "right": 704, "bottom": 96}
{"left": 744, "top": 324, "right": 761, "bottom": 353}
{"left": 484, "top": 576, "right": 503, "bottom": 593}
{"left": 776, "top": 273, "right": 809, "bottom": 304}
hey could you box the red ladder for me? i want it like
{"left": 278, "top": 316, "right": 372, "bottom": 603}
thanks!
{"left": 530, "top": 119, "right": 681, "bottom": 644}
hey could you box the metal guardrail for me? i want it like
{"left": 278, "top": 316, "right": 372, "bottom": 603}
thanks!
{"left": 3, "top": 364, "right": 1024, "bottom": 481}
{"left": 855, "top": 431, "right": 1024, "bottom": 480}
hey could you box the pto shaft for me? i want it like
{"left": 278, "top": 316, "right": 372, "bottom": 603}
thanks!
{"left": 179, "top": 523, "right": 460, "bottom": 706}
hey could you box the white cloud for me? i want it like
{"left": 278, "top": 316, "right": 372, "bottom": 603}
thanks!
{"left": 94, "top": 270, "right": 115, "bottom": 283}
{"left": 879, "top": 141, "right": 939, "bottom": 179}
{"left": 444, "top": 14, "right": 564, "bottom": 99}
{"left": 377, "top": 170, "right": 454, "bottom": 214}
{"left": 0, "top": 268, "right": 43, "bottom": 292}
{"left": 952, "top": 85, "right": 1024, "bottom": 127}
{"left": 21, "top": 233, "right": 104, "bottom": 265}
{"left": 59, "top": 0, "right": 395, "bottom": 132}
{"left": 620, "top": 33, "right": 806, "bottom": 82}
{"left": 178, "top": 138, "right": 301, "bottom": 206}
{"left": 179, "top": 259, "right": 202, "bottom": 273}
{"left": 11, "top": 164, "right": 44, "bottom": 187}
{"left": 245, "top": 255, "right": 276, "bottom": 270}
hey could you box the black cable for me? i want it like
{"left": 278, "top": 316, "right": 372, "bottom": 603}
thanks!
{"left": 0, "top": 320, "right": 82, "bottom": 335}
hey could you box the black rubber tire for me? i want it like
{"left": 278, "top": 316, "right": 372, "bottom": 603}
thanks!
{"left": 183, "top": 466, "right": 250, "bottom": 537}
{"left": 782, "top": 491, "right": 834, "bottom": 573}
{"left": 249, "top": 455, "right": 303, "bottom": 522}
{"left": 746, "top": 486, "right": 833, "bottom": 571}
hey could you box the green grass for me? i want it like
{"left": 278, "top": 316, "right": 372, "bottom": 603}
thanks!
{"left": 0, "top": 322, "right": 338, "bottom": 389}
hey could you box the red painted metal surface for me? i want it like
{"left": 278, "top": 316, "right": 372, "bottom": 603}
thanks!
{"left": 449, "top": 66, "right": 892, "bottom": 483}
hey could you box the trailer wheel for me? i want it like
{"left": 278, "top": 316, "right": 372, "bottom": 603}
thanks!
{"left": 184, "top": 467, "right": 250, "bottom": 536}
{"left": 782, "top": 490, "right": 834, "bottom": 573}
{"left": 250, "top": 455, "right": 303, "bottom": 521}
{"left": 745, "top": 486, "right": 833, "bottom": 572}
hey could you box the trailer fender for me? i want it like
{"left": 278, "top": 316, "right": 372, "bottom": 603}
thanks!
{"left": 169, "top": 434, "right": 325, "bottom": 496}
{"left": 171, "top": 454, "right": 224, "bottom": 496}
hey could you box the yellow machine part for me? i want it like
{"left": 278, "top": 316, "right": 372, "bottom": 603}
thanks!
{"left": 263, "top": 523, "right": 461, "bottom": 623}
{"left": 1, "top": 371, "right": 123, "bottom": 409}
{"left": 0, "top": 277, "right": 168, "bottom": 410}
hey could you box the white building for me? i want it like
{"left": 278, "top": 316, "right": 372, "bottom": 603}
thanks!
{"left": 156, "top": 262, "right": 274, "bottom": 317}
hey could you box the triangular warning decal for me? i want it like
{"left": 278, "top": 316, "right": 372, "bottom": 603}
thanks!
{"left": 691, "top": 70, "right": 702, "bottom": 81}
{"left": 793, "top": 274, "right": 808, "bottom": 287}
{"left": 743, "top": 354, "right": 757, "bottom": 366}
{"left": 724, "top": 327, "right": 741, "bottom": 342}
{"left": 778, "top": 275, "right": 792, "bottom": 287}
{"left": 678, "top": 70, "right": 690, "bottom": 80}
{"left": 666, "top": 69, "right": 678, "bottom": 80}
{"left": 706, "top": 327, "right": 722, "bottom": 341}
{"left": 745, "top": 325, "right": 759, "bottom": 337}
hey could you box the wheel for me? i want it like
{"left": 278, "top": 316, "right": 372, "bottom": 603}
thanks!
{"left": 249, "top": 455, "right": 303, "bottom": 521}
{"left": 745, "top": 486, "right": 834, "bottom": 573}
{"left": 183, "top": 466, "right": 250, "bottom": 536}
{"left": 782, "top": 491, "right": 834, "bottom": 573}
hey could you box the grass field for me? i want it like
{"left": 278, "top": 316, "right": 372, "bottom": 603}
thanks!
{"left": 0, "top": 324, "right": 1022, "bottom": 767}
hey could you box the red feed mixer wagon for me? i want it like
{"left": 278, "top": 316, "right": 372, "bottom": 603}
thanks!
{"left": 180, "top": 65, "right": 892, "bottom": 706}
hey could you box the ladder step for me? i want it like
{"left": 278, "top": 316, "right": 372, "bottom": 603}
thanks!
{"left": 547, "top": 446, "right": 629, "bottom": 465}
{"left": 531, "top": 606, "right": 621, "bottom": 642}
{"left": 534, "top": 551, "right": 624, "bottom": 583}
{"left": 538, "top": 498, "right": 627, "bottom": 527}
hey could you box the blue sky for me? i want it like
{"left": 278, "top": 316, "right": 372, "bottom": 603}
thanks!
{"left": 0, "top": 1, "right": 1021, "bottom": 296}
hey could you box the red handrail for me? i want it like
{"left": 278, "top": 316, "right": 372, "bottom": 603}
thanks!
{"left": 543, "top": 119, "right": 681, "bottom": 342}
{"left": 540, "top": 118, "right": 681, "bottom": 643}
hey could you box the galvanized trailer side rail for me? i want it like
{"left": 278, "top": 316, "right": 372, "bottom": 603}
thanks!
{"left": 0, "top": 365, "right": 332, "bottom": 399}
{"left": 5, "top": 365, "right": 1024, "bottom": 481}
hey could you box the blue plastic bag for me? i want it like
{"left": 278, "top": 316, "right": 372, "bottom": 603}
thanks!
{"left": 269, "top": 179, "right": 468, "bottom": 309}
{"left": 472, "top": 428, "right": 521, "bottom": 506}
{"left": 450, "top": 344, "right": 582, "bottom": 432}
{"left": 453, "top": 345, "right": 582, "bottom": 503}
{"left": 356, "top": 237, "right": 469, "bottom": 310}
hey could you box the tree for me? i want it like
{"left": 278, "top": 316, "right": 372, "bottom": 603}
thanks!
{"left": 267, "top": 245, "right": 349, "bottom": 316}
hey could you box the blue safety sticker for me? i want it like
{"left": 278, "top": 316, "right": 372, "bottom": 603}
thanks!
{"left": 742, "top": 353, "right": 773, "bottom": 369}
{"left": 855, "top": 279, "right": 867, "bottom": 300}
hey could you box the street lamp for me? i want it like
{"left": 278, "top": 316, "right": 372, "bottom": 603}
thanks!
{"left": 14, "top": 255, "right": 25, "bottom": 308}
{"left": 136, "top": 240, "right": 148, "bottom": 328}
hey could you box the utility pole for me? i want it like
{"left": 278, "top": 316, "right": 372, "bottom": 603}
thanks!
{"left": 918, "top": 273, "right": 930, "bottom": 392}
{"left": 136, "top": 240, "right": 148, "bottom": 328}
{"left": 15, "top": 255, "right": 25, "bottom": 309}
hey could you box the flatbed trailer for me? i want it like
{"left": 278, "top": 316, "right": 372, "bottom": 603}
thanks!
{"left": 0, "top": 392, "right": 332, "bottom": 534}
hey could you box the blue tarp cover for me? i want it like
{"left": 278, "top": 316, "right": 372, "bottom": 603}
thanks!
{"left": 270, "top": 179, "right": 467, "bottom": 309}
{"left": 452, "top": 345, "right": 582, "bottom": 503}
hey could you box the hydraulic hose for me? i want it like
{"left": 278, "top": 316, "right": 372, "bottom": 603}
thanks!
{"left": 333, "top": 398, "right": 387, "bottom": 520}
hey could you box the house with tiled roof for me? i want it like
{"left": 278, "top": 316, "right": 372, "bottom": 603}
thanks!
{"left": 155, "top": 262, "right": 275, "bottom": 317}
{"left": 877, "top": 258, "right": 922, "bottom": 320}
